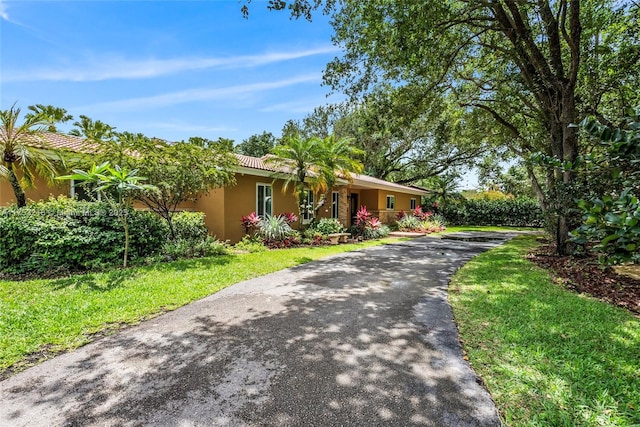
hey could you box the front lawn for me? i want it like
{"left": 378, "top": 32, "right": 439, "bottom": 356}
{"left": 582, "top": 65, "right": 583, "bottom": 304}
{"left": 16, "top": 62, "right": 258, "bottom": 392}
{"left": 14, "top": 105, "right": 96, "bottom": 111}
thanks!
{"left": 450, "top": 235, "right": 640, "bottom": 426}
{"left": 0, "top": 239, "right": 392, "bottom": 378}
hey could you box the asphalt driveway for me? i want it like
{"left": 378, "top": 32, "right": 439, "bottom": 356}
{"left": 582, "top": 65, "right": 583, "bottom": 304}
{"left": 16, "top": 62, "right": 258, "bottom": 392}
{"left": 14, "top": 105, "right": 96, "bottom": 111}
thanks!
{"left": 0, "top": 233, "right": 513, "bottom": 426}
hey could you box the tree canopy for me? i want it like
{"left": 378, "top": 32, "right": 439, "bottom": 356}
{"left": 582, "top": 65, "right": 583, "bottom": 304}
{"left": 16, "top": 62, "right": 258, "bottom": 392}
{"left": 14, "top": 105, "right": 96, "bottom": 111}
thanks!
{"left": 256, "top": 0, "right": 640, "bottom": 253}
{"left": 234, "top": 131, "right": 277, "bottom": 157}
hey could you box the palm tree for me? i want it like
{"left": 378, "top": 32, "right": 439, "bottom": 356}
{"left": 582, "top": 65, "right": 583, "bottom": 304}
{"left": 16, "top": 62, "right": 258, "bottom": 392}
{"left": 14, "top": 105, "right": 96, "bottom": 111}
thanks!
{"left": 0, "top": 104, "right": 71, "bottom": 207}
{"left": 265, "top": 134, "right": 325, "bottom": 225}
{"left": 316, "top": 135, "right": 364, "bottom": 209}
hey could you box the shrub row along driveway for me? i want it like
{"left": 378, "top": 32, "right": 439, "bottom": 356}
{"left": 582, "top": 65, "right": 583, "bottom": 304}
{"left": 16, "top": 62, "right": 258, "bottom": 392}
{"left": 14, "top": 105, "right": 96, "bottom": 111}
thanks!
{"left": 0, "top": 234, "right": 513, "bottom": 426}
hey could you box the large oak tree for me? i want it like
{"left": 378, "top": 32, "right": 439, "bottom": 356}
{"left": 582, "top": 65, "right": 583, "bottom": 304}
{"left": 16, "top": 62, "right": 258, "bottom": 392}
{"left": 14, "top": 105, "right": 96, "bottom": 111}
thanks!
{"left": 252, "top": 0, "right": 639, "bottom": 254}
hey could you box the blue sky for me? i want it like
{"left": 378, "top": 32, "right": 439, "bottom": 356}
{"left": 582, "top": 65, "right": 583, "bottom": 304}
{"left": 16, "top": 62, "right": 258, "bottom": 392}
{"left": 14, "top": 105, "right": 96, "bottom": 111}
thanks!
{"left": 0, "top": 0, "right": 342, "bottom": 144}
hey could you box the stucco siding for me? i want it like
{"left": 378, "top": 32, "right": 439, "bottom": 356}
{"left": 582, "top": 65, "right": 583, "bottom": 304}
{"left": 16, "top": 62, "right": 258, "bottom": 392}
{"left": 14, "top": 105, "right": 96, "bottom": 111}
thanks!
{"left": 0, "top": 174, "right": 68, "bottom": 207}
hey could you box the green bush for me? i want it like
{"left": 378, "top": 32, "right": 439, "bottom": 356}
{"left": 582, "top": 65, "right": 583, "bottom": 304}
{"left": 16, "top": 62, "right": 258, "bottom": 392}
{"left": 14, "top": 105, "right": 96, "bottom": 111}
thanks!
{"left": 313, "top": 218, "right": 345, "bottom": 235}
{"left": 171, "top": 211, "right": 209, "bottom": 242}
{"left": 364, "top": 224, "right": 390, "bottom": 239}
{"left": 162, "top": 236, "right": 229, "bottom": 260}
{"left": 233, "top": 235, "right": 268, "bottom": 253}
{"left": 396, "top": 215, "right": 421, "bottom": 231}
{"left": 0, "top": 197, "right": 167, "bottom": 274}
{"left": 440, "top": 198, "right": 543, "bottom": 227}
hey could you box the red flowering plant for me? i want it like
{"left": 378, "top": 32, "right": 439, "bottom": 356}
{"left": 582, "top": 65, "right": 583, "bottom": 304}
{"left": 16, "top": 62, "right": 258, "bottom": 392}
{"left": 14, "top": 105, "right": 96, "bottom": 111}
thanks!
{"left": 368, "top": 217, "right": 382, "bottom": 229}
{"left": 280, "top": 212, "right": 298, "bottom": 225}
{"left": 396, "top": 210, "right": 407, "bottom": 220}
{"left": 353, "top": 205, "right": 387, "bottom": 238}
{"left": 241, "top": 211, "right": 261, "bottom": 235}
{"left": 413, "top": 206, "right": 432, "bottom": 221}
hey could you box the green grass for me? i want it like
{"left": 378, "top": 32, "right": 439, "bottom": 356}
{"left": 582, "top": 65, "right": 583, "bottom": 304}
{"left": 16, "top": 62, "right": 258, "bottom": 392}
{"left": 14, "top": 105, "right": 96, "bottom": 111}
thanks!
{"left": 450, "top": 235, "right": 640, "bottom": 426}
{"left": 0, "top": 239, "right": 393, "bottom": 376}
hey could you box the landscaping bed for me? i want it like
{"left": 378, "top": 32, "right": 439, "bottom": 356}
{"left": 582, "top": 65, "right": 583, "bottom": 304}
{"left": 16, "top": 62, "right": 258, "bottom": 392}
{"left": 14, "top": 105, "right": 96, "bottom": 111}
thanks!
{"left": 529, "top": 241, "right": 640, "bottom": 315}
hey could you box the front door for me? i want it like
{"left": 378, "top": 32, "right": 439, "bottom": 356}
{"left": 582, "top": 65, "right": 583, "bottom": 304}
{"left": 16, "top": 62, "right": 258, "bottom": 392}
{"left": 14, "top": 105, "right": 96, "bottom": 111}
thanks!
{"left": 349, "top": 193, "right": 359, "bottom": 226}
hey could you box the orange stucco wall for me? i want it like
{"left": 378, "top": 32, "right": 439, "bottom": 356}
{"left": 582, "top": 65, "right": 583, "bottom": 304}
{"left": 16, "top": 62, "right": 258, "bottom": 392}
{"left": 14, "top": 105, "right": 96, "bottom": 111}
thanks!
{"left": 348, "top": 189, "right": 422, "bottom": 225}
{"left": 0, "top": 174, "right": 69, "bottom": 207}
{"left": 194, "top": 174, "right": 300, "bottom": 243}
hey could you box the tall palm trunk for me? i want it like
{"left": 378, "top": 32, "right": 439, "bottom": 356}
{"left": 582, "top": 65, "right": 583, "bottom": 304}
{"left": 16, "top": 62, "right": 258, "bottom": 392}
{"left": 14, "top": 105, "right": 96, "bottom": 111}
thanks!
{"left": 7, "top": 163, "right": 26, "bottom": 207}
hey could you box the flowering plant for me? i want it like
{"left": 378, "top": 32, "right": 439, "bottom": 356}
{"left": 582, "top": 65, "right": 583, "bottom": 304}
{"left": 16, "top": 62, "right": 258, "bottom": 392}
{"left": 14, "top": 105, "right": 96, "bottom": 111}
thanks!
{"left": 280, "top": 212, "right": 298, "bottom": 224}
{"left": 241, "top": 211, "right": 261, "bottom": 235}
{"left": 413, "top": 206, "right": 432, "bottom": 221}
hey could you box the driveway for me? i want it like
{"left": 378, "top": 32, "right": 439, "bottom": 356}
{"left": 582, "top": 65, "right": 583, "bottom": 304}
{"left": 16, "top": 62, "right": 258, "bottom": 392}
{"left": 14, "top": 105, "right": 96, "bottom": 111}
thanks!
{"left": 0, "top": 233, "right": 512, "bottom": 426}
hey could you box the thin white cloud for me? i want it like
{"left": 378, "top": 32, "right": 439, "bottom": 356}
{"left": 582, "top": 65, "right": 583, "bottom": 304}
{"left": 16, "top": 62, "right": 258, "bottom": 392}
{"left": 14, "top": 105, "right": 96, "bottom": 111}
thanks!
{"left": 3, "top": 46, "right": 340, "bottom": 83}
{"left": 81, "top": 73, "right": 321, "bottom": 111}
{"left": 0, "top": 1, "right": 9, "bottom": 21}
{"left": 260, "top": 99, "right": 323, "bottom": 114}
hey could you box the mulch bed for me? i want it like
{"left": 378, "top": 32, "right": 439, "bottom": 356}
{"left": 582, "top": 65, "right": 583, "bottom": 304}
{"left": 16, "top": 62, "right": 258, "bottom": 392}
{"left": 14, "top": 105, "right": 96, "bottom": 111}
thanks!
{"left": 528, "top": 242, "right": 640, "bottom": 315}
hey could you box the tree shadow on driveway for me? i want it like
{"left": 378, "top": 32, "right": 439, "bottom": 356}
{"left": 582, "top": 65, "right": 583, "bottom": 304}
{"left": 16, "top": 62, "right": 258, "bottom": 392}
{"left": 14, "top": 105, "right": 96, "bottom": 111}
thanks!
{"left": 1, "top": 236, "right": 510, "bottom": 427}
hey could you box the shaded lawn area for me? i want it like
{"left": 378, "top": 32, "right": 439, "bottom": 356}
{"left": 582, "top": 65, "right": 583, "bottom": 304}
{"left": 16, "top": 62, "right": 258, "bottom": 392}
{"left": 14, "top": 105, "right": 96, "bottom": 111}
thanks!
{"left": 450, "top": 235, "right": 640, "bottom": 426}
{"left": 0, "top": 239, "right": 393, "bottom": 378}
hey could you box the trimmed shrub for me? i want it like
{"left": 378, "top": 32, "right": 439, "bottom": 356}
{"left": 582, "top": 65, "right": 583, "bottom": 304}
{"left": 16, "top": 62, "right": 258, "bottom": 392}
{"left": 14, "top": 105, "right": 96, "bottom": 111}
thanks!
{"left": 172, "top": 211, "right": 209, "bottom": 242}
{"left": 313, "top": 218, "right": 345, "bottom": 235}
{"left": 440, "top": 198, "right": 543, "bottom": 227}
{"left": 0, "top": 197, "right": 167, "bottom": 274}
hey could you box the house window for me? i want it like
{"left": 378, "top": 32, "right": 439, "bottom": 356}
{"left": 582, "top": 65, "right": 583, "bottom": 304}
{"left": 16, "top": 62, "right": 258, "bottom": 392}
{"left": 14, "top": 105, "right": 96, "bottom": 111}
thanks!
{"left": 301, "top": 189, "right": 314, "bottom": 223}
{"left": 331, "top": 191, "right": 339, "bottom": 219}
{"left": 70, "top": 180, "right": 100, "bottom": 201}
{"left": 386, "top": 195, "right": 395, "bottom": 210}
{"left": 257, "top": 183, "right": 272, "bottom": 216}
{"left": 410, "top": 198, "right": 417, "bottom": 210}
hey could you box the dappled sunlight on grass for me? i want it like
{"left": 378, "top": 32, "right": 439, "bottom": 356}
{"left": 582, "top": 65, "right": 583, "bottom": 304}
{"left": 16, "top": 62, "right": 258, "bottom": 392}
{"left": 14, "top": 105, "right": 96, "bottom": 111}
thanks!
{"left": 0, "top": 238, "right": 395, "bottom": 376}
{"left": 450, "top": 235, "right": 640, "bottom": 426}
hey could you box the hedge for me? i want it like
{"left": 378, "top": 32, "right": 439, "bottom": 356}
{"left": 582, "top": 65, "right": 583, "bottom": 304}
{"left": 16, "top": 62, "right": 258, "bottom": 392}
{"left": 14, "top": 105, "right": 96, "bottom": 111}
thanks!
{"left": 440, "top": 198, "right": 544, "bottom": 228}
{"left": 0, "top": 197, "right": 167, "bottom": 274}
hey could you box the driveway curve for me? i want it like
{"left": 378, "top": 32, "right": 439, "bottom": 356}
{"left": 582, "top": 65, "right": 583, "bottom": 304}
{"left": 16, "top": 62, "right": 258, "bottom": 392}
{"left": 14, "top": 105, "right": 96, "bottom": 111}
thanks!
{"left": 1, "top": 233, "right": 513, "bottom": 427}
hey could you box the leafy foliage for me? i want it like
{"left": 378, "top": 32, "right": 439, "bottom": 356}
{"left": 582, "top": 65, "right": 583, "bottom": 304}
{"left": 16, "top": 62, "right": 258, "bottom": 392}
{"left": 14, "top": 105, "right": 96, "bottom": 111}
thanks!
{"left": 234, "top": 131, "right": 277, "bottom": 157}
{"left": 171, "top": 211, "right": 209, "bottom": 242}
{"left": 312, "top": 217, "right": 344, "bottom": 235}
{"left": 396, "top": 215, "right": 421, "bottom": 232}
{"left": 264, "top": 0, "right": 640, "bottom": 255}
{"left": 352, "top": 205, "right": 388, "bottom": 239}
{"left": 162, "top": 236, "right": 229, "bottom": 260}
{"left": 572, "top": 107, "right": 640, "bottom": 264}
{"left": 71, "top": 121, "right": 238, "bottom": 240}
{"left": 257, "top": 214, "right": 296, "bottom": 244}
{"left": 0, "top": 197, "right": 166, "bottom": 274}
{"left": 442, "top": 198, "right": 544, "bottom": 228}
{"left": 241, "top": 211, "right": 261, "bottom": 235}
{"left": 233, "top": 235, "right": 268, "bottom": 253}
{"left": 1, "top": 103, "right": 71, "bottom": 207}
{"left": 57, "top": 162, "right": 157, "bottom": 267}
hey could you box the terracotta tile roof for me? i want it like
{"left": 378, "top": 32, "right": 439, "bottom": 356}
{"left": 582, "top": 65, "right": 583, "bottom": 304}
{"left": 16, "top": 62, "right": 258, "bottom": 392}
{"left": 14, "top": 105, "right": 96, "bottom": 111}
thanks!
{"left": 235, "top": 153, "right": 427, "bottom": 195}
{"left": 234, "top": 153, "right": 275, "bottom": 171}
{"left": 0, "top": 129, "right": 98, "bottom": 153}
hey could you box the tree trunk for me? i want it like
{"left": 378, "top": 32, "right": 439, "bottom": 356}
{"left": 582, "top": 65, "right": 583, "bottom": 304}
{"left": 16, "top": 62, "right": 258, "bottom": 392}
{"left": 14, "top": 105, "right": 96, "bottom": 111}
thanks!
{"left": 7, "top": 164, "right": 26, "bottom": 207}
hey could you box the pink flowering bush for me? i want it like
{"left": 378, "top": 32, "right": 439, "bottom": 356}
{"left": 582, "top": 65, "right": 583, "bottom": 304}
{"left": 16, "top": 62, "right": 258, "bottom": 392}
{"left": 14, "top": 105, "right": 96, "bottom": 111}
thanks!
{"left": 280, "top": 212, "right": 298, "bottom": 225}
{"left": 241, "top": 212, "right": 261, "bottom": 235}
{"left": 353, "top": 206, "right": 389, "bottom": 239}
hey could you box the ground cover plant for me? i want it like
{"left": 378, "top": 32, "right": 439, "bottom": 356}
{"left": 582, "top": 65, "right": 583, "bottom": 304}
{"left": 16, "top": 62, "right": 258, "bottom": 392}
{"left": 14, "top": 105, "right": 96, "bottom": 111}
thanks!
{"left": 0, "top": 238, "right": 398, "bottom": 379}
{"left": 449, "top": 235, "right": 640, "bottom": 426}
